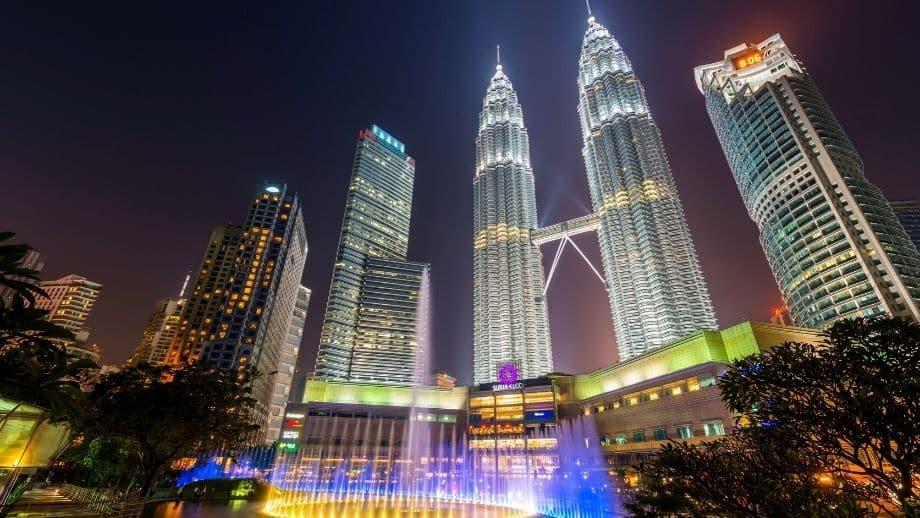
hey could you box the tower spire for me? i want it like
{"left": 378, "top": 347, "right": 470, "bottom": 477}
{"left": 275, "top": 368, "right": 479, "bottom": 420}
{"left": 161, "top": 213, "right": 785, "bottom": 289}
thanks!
{"left": 496, "top": 45, "right": 502, "bottom": 71}
{"left": 586, "top": 0, "right": 592, "bottom": 16}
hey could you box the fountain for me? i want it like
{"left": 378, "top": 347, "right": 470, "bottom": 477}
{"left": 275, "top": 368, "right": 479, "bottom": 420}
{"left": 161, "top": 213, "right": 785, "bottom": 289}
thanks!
{"left": 263, "top": 405, "right": 616, "bottom": 517}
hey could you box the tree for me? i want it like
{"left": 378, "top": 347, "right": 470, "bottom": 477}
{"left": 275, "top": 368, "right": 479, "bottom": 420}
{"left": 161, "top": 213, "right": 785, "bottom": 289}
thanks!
{"left": 79, "top": 362, "right": 259, "bottom": 496}
{"left": 0, "top": 233, "right": 96, "bottom": 424}
{"left": 720, "top": 317, "right": 919, "bottom": 514}
{"left": 0, "top": 232, "right": 45, "bottom": 305}
{"left": 626, "top": 427, "right": 868, "bottom": 517}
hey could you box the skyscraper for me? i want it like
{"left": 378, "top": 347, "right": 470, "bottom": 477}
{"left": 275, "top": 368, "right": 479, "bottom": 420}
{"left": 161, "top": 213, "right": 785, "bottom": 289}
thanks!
{"left": 313, "top": 125, "right": 428, "bottom": 385}
{"left": 695, "top": 34, "right": 920, "bottom": 327}
{"left": 266, "top": 285, "right": 310, "bottom": 444}
{"left": 167, "top": 182, "right": 308, "bottom": 436}
{"left": 33, "top": 274, "right": 103, "bottom": 362}
{"left": 129, "top": 297, "right": 185, "bottom": 365}
{"left": 473, "top": 57, "right": 552, "bottom": 384}
{"left": 577, "top": 14, "right": 717, "bottom": 360}
{"left": 891, "top": 200, "right": 920, "bottom": 252}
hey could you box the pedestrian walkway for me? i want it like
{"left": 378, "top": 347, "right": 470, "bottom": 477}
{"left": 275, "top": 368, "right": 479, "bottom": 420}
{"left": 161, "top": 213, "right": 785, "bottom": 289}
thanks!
{"left": 6, "top": 486, "right": 101, "bottom": 517}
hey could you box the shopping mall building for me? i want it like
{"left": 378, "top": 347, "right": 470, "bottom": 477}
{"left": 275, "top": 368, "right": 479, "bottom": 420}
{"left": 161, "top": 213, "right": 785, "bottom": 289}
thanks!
{"left": 279, "top": 321, "right": 820, "bottom": 475}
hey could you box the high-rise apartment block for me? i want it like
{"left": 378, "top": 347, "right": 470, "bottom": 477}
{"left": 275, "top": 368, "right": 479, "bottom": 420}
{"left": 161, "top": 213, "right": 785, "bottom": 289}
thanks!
{"left": 167, "top": 182, "right": 308, "bottom": 438}
{"left": 891, "top": 200, "right": 920, "bottom": 252}
{"left": 696, "top": 34, "right": 920, "bottom": 327}
{"left": 473, "top": 58, "right": 553, "bottom": 384}
{"left": 313, "top": 125, "right": 430, "bottom": 385}
{"left": 577, "top": 15, "right": 717, "bottom": 359}
{"left": 266, "top": 285, "right": 310, "bottom": 444}
{"left": 129, "top": 297, "right": 185, "bottom": 365}
{"left": 33, "top": 274, "right": 103, "bottom": 362}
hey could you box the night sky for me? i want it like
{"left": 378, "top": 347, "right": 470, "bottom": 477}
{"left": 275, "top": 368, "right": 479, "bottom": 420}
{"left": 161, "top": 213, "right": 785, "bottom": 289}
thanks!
{"left": 2, "top": 1, "right": 917, "bottom": 385}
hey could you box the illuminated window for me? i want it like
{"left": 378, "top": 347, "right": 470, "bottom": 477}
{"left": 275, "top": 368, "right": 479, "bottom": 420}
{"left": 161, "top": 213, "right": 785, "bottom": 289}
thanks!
{"left": 697, "top": 374, "right": 717, "bottom": 388}
{"left": 702, "top": 420, "right": 725, "bottom": 437}
{"left": 631, "top": 430, "right": 646, "bottom": 443}
{"left": 653, "top": 428, "right": 668, "bottom": 441}
{"left": 676, "top": 425, "right": 694, "bottom": 439}
{"left": 615, "top": 433, "right": 628, "bottom": 445}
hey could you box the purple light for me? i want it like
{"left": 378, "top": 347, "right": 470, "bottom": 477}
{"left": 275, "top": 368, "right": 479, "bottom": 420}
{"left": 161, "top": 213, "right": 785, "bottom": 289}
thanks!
{"left": 498, "top": 363, "right": 518, "bottom": 385}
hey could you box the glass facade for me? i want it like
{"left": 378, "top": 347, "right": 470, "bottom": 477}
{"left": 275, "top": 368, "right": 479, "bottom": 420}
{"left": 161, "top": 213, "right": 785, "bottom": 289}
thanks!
{"left": 473, "top": 63, "right": 552, "bottom": 384}
{"left": 577, "top": 15, "right": 717, "bottom": 361}
{"left": 350, "top": 258, "right": 430, "bottom": 384}
{"left": 696, "top": 34, "right": 920, "bottom": 327}
{"left": 314, "top": 126, "right": 428, "bottom": 385}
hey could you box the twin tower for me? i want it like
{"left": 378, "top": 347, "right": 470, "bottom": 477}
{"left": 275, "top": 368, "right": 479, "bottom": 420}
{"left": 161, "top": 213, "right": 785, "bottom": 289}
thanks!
{"left": 473, "top": 14, "right": 716, "bottom": 383}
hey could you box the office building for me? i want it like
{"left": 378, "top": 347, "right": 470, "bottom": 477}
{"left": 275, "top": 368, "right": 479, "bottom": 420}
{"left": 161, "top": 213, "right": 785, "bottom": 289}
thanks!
{"left": 313, "top": 125, "right": 429, "bottom": 385}
{"left": 695, "top": 34, "right": 920, "bottom": 327}
{"left": 891, "top": 200, "right": 920, "bottom": 252}
{"left": 473, "top": 55, "right": 553, "bottom": 384}
{"left": 266, "top": 285, "right": 311, "bottom": 444}
{"left": 350, "top": 258, "right": 430, "bottom": 384}
{"left": 577, "top": 14, "right": 717, "bottom": 360}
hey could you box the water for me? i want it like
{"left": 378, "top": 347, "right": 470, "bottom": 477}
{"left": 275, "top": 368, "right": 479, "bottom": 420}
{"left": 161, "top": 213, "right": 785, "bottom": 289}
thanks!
{"left": 143, "top": 499, "right": 263, "bottom": 517}
{"left": 265, "top": 408, "right": 617, "bottom": 517}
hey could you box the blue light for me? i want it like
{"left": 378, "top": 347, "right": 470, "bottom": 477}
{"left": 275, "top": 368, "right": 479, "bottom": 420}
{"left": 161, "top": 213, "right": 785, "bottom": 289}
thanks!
{"left": 265, "top": 186, "right": 280, "bottom": 193}
{"left": 371, "top": 124, "right": 406, "bottom": 154}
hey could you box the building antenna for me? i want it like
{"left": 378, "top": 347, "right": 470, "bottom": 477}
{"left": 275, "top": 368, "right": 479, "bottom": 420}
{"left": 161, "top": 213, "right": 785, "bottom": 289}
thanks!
{"left": 586, "top": 0, "right": 592, "bottom": 17}
{"left": 178, "top": 270, "right": 191, "bottom": 298}
{"left": 496, "top": 45, "right": 501, "bottom": 66}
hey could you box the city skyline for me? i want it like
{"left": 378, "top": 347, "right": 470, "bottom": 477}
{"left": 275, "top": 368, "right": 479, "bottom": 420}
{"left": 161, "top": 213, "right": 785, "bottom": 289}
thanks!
{"left": 2, "top": 1, "right": 918, "bottom": 384}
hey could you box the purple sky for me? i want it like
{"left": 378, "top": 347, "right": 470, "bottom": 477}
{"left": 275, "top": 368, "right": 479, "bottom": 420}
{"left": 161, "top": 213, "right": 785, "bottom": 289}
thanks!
{"left": 2, "top": 1, "right": 917, "bottom": 385}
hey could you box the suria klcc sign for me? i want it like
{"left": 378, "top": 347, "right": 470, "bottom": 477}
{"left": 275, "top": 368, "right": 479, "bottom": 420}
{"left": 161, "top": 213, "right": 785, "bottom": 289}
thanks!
{"left": 493, "top": 362, "right": 523, "bottom": 391}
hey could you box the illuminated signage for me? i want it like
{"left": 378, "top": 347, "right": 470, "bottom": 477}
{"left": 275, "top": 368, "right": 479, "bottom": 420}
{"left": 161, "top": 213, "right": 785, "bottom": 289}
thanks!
{"left": 493, "top": 362, "right": 522, "bottom": 391}
{"left": 281, "top": 430, "right": 299, "bottom": 439}
{"left": 498, "top": 363, "right": 519, "bottom": 385}
{"left": 732, "top": 49, "right": 763, "bottom": 70}
{"left": 526, "top": 410, "right": 555, "bottom": 423}
{"left": 285, "top": 413, "right": 305, "bottom": 419}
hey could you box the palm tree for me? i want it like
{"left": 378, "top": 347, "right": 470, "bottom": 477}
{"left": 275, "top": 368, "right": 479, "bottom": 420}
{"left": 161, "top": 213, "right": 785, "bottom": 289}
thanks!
{"left": 0, "top": 232, "right": 47, "bottom": 305}
{"left": 0, "top": 232, "right": 96, "bottom": 424}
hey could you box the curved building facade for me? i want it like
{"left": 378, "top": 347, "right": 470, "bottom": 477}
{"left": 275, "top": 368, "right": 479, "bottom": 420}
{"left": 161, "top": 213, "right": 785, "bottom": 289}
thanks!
{"left": 695, "top": 34, "right": 920, "bottom": 327}
{"left": 473, "top": 62, "right": 553, "bottom": 384}
{"left": 577, "top": 16, "right": 717, "bottom": 360}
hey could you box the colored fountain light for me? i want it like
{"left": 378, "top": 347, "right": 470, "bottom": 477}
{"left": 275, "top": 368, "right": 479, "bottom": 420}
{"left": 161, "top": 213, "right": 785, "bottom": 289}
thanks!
{"left": 263, "top": 398, "right": 617, "bottom": 517}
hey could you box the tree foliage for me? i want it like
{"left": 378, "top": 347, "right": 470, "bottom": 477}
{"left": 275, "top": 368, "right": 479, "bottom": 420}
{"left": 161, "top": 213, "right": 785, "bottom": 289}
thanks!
{"left": 0, "top": 232, "right": 96, "bottom": 424}
{"left": 721, "top": 317, "right": 919, "bottom": 514}
{"left": 628, "top": 317, "right": 918, "bottom": 516}
{"left": 0, "top": 231, "right": 46, "bottom": 305}
{"left": 626, "top": 428, "right": 868, "bottom": 517}
{"left": 78, "top": 362, "right": 259, "bottom": 495}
